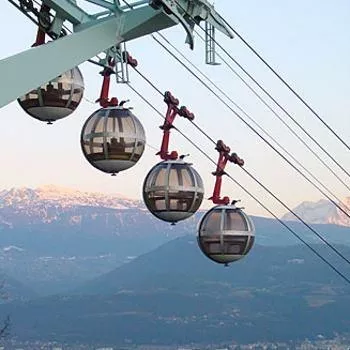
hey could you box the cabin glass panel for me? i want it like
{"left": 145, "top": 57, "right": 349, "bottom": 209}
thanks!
{"left": 201, "top": 209, "right": 222, "bottom": 236}
{"left": 223, "top": 235, "right": 249, "bottom": 254}
{"left": 224, "top": 209, "right": 248, "bottom": 231}
{"left": 147, "top": 190, "right": 167, "bottom": 211}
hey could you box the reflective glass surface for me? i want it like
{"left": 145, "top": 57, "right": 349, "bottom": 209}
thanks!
{"left": 143, "top": 161, "right": 204, "bottom": 215}
{"left": 198, "top": 206, "right": 255, "bottom": 264}
{"left": 224, "top": 209, "right": 249, "bottom": 231}
{"left": 18, "top": 67, "right": 84, "bottom": 121}
{"left": 81, "top": 107, "right": 146, "bottom": 173}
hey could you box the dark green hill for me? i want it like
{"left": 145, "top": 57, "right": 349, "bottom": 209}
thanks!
{"left": 1, "top": 238, "right": 350, "bottom": 345}
{"left": 77, "top": 235, "right": 350, "bottom": 295}
{"left": 1, "top": 204, "right": 350, "bottom": 296}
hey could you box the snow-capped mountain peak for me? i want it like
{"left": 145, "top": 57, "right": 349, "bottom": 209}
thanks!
{"left": 282, "top": 197, "right": 350, "bottom": 227}
{"left": 0, "top": 185, "right": 146, "bottom": 229}
{"left": 36, "top": 184, "right": 128, "bottom": 201}
{"left": 0, "top": 185, "right": 141, "bottom": 210}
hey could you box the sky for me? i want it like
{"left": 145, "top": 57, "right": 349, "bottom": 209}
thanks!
{"left": 0, "top": 0, "right": 349, "bottom": 218}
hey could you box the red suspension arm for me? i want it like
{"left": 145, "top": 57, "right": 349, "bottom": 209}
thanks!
{"left": 157, "top": 91, "right": 194, "bottom": 160}
{"left": 97, "top": 51, "right": 138, "bottom": 108}
{"left": 210, "top": 140, "right": 244, "bottom": 205}
{"left": 96, "top": 58, "right": 118, "bottom": 107}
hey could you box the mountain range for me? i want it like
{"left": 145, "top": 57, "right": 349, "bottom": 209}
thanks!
{"left": 0, "top": 185, "right": 349, "bottom": 296}
{"left": 1, "top": 185, "right": 349, "bottom": 228}
{"left": 0, "top": 185, "right": 185, "bottom": 294}
{"left": 0, "top": 184, "right": 144, "bottom": 228}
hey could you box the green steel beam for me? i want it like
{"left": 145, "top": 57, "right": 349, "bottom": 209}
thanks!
{"left": 0, "top": 6, "right": 176, "bottom": 108}
{"left": 1, "top": 0, "right": 233, "bottom": 108}
{"left": 43, "top": 0, "right": 92, "bottom": 25}
{"left": 83, "top": 0, "right": 116, "bottom": 10}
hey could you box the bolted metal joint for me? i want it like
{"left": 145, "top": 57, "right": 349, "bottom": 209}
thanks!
{"left": 212, "top": 169, "right": 226, "bottom": 177}
{"left": 123, "top": 51, "right": 138, "bottom": 68}
{"left": 178, "top": 106, "right": 195, "bottom": 120}
{"left": 229, "top": 152, "right": 244, "bottom": 167}
{"left": 215, "top": 139, "right": 230, "bottom": 153}
{"left": 164, "top": 91, "right": 179, "bottom": 106}
{"left": 159, "top": 123, "right": 174, "bottom": 131}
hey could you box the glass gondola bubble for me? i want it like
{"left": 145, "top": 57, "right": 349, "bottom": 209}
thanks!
{"left": 143, "top": 159, "right": 204, "bottom": 224}
{"left": 18, "top": 67, "right": 84, "bottom": 124}
{"left": 81, "top": 104, "right": 146, "bottom": 175}
{"left": 197, "top": 203, "right": 255, "bottom": 266}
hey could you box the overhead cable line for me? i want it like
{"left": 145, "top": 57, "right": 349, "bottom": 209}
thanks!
{"left": 196, "top": 24, "right": 350, "bottom": 179}
{"left": 123, "top": 0, "right": 350, "bottom": 190}
{"left": 149, "top": 35, "right": 350, "bottom": 222}
{"left": 129, "top": 48, "right": 350, "bottom": 268}
{"left": 122, "top": 0, "right": 350, "bottom": 193}
{"left": 241, "top": 166, "right": 350, "bottom": 266}
{"left": 218, "top": 14, "right": 350, "bottom": 153}
{"left": 155, "top": 32, "right": 350, "bottom": 210}
{"left": 171, "top": 0, "right": 350, "bottom": 180}
{"left": 124, "top": 80, "right": 350, "bottom": 286}
{"left": 192, "top": 30, "right": 350, "bottom": 194}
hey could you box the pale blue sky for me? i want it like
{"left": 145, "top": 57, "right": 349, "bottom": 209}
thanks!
{"left": 0, "top": 0, "right": 349, "bottom": 217}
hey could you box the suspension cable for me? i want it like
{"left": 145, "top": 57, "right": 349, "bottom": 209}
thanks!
{"left": 242, "top": 166, "right": 350, "bottom": 265}
{"left": 124, "top": 80, "right": 350, "bottom": 286}
{"left": 192, "top": 30, "right": 350, "bottom": 193}
{"left": 218, "top": 15, "right": 350, "bottom": 153}
{"left": 198, "top": 25, "right": 350, "bottom": 179}
{"left": 155, "top": 32, "right": 350, "bottom": 210}
{"left": 171, "top": 0, "right": 350, "bottom": 180}
{"left": 122, "top": 0, "right": 350, "bottom": 194}
{"left": 147, "top": 36, "right": 350, "bottom": 222}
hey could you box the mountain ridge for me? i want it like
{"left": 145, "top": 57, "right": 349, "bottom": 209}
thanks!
{"left": 2, "top": 185, "right": 350, "bottom": 228}
{"left": 0, "top": 185, "right": 349, "bottom": 296}
{"left": 282, "top": 197, "right": 350, "bottom": 227}
{"left": 0, "top": 184, "right": 142, "bottom": 210}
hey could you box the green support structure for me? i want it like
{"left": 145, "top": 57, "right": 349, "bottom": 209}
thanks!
{"left": 0, "top": 6, "right": 175, "bottom": 108}
{"left": 0, "top": 0, "right": 233, "bottom": 108}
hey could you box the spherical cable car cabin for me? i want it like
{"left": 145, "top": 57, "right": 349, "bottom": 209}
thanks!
{"left": 17, "top": 8, "right": 85, "bottom": 124}
{"left": 142, "top": 91, "right": 204, "bottom": 224}
{"left": 143, "top": 158, "right": 204, "bottom": 224}
{"left": 18, "top": 67, "right": 84, "bottom": 124}
{"left": 197, "top": 203, "right": 255, "bottom": 266}
{"left": 81, "top": 105, "right": 146, "bottom": 175}
{"left": 197, "top": 140, "right": 255, "bottom": 265}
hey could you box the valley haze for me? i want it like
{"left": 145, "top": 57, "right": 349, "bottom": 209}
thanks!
{"left": 0, "top": 185, "right": 349, "bottom": 348}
